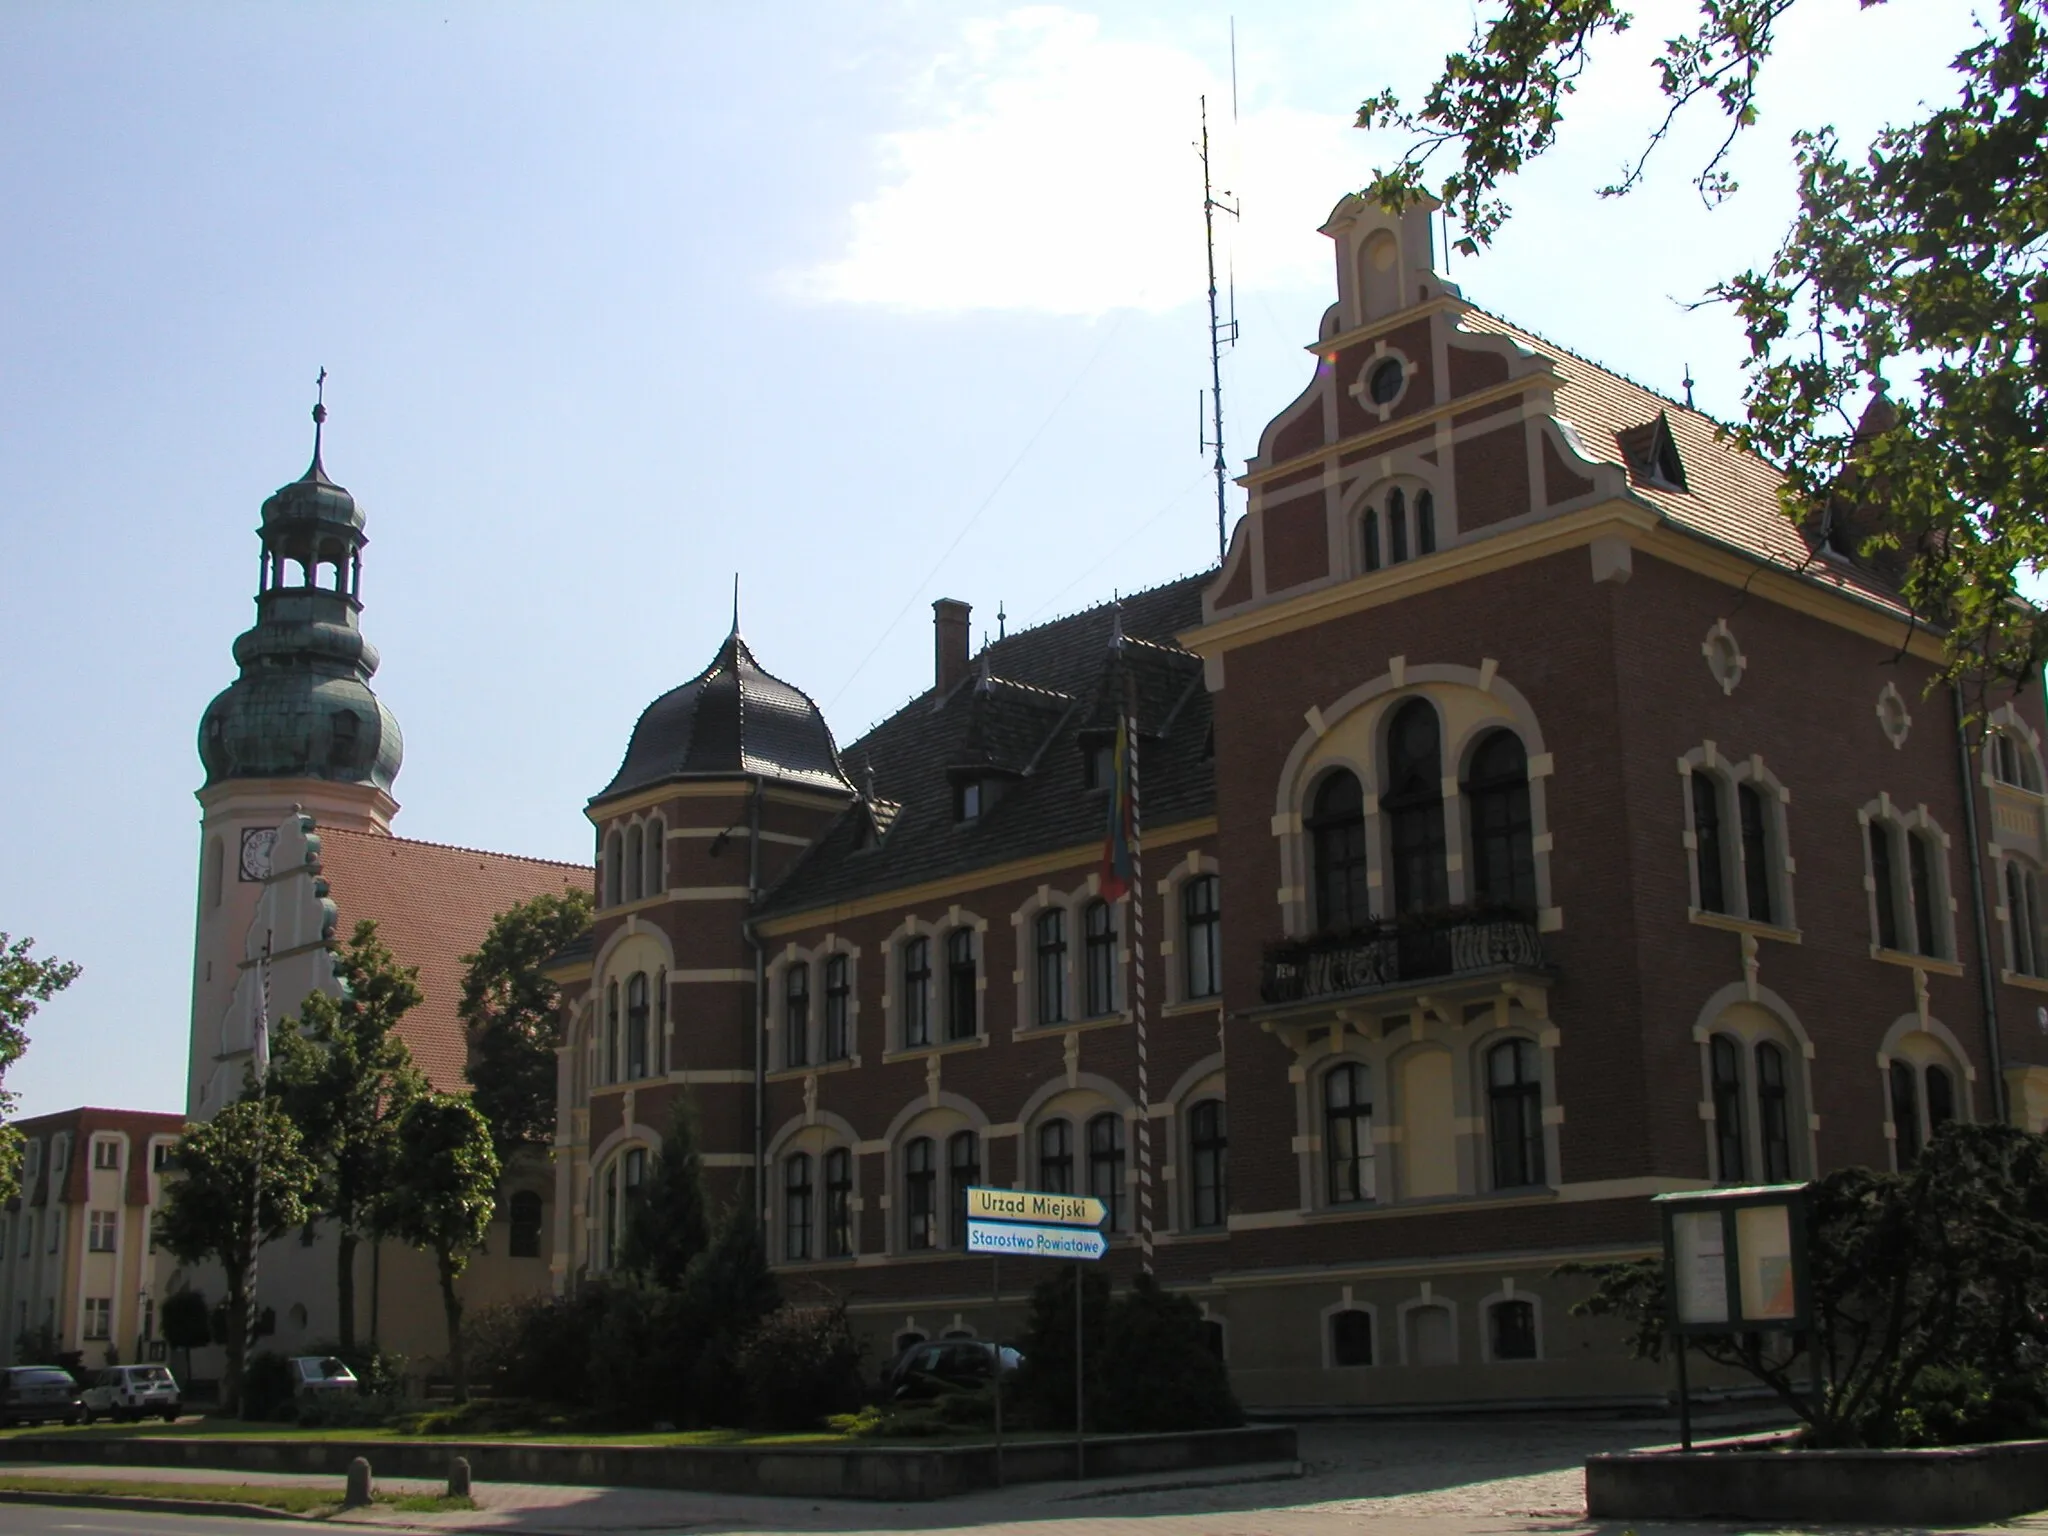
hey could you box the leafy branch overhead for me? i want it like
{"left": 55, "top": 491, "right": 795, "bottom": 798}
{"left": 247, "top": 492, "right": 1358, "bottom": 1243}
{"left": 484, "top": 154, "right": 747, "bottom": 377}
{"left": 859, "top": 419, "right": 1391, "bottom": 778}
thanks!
{"left": 0, "top": 934, "right": 81, "bottom": 1205}
{"left": 460, "top": 889, "right": 592, "bottom": 1160}
{"left": 1364, "top": 0, "right": 2048, "bottom": 687}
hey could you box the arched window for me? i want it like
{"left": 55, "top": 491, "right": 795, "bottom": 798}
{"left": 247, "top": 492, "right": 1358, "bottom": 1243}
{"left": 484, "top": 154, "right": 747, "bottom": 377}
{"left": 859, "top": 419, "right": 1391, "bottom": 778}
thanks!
{"left": 1870, "top": 821, "right": 1901, "bottom": 950}
{"left": 1385, "top": 700, "right": 1448, "bottom": 914}
{"left": 1039, "top": 1118, "right": 1073, "bottom": 1193}
{"left": 784, "top": 1153, "right": 813, "bottom": 1262}
{"left": 604, "top": 831, "right": 622, "bottom": 908}
{"left": 1710, "top": 1034, "right": 1746, "bottom": 1182}
{"left": 653, "top": 969, "right": 667, "bottom": 1075}
{"left": 1416, "top": 489, "right": 1437, "bottom": 555}
{"left": 508, "top": 1190, "right": 543, "bottom": 1258}
{"left": 1330, "top": 1308, "right": 1373, "bottom": 1367}
{"left": 1084, "top": 901, "right": 1118, "bottom": 1016}
{"left": 1324, "top": 1063, "right": 1375, "bottom": 1204}
{"left": 605, "top": 981, "right": 620, "bottom": 1084}
{"left": 1890, "top": 1059, "right": 1923, "bottom": 1168}
{"left": 1690, "top": 772, "right": 1727, "bottom": 914}
{"left": 825, "top": 1147, "right": 854, "bottom": 1257}
{"left": 625, "top": 972, "right": 649, "bottom": 1080}
{"left": 1035, "top": 909, "right": 1069, "bottom": 1025}
{"left": 1466, "top": 730, "right": 1535, "bottom": 911}
{"left": 205, "top": 837, "right": 224, "bottom": 910}
{"left": 625, "top": 824, "right": 644, "bottom": 904}
{"left": 904, "top": 1137, "right": 937, "bottom": 1250}
{"left": 1087, "top": 1113, "right": 1125, "bottom": 1231}
{"left": 824, "top": 955, "right": 851, "bottom": 1060}
{"left": 1487, "top": 1039, "right": 1544, "bottom": 1189}
{"left": 1183, "top": 875, "right": 1221, "bottom": 998}
{"left": 1908, "top": 831, "right": 1939, "bottom": 955}
{"left": 1926, "top": 1063, "right": 1956, "bottom": 1137}
{"left": 784, "top": 963, "right": 810, "bottom": 1069}
{"left": 601, "top": 1162, "right": 619, "bottom": 1269}
{"left": 1362, "top": 506, "right": 1382, "bottom": 573}
{"left": 1488, "top": 1299, "right": 1536, "bottom": 1361}
{"left": 946, "top": 929, "right": 977, "bottom": 1041}
{"left": 1406, "top": 1303, "right": 1456, "bottom": 1366}
{"left": 1738, "top": 783, "right": 1774, "bottom": 923}
{"left": 1993, "top": 730, "right": 2041, "bottom": 790}
{"left": 2008, "top": 861, "right": 2046, "bottom": 976}
{"left": 1756, "top": 1041, "right": 1792, "bottom": 1182}
{"left": 1388, "top": 486, "right": 1409, "bottom": 563}
{"left": 901, "top": 938, "right": 932, "bottom": 1047}
{"left": 1309, "top": 772, "right": 1369, "bottom": 932}
{"left": 1188, "top": 1099, "right": 1227, "bottom": 1230}
{"left": 947, "top": 1131, "right": 979, "bottom": 1247}
{"left": 647, "top": 819, "right": 664, "bottom": 896}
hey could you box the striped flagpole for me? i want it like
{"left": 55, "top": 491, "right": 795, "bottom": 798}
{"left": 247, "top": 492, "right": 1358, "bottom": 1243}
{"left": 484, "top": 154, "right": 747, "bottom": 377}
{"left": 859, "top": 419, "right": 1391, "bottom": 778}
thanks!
{"left": 244, "top": 940, "right": 272, "bottom": 1383}
{"left": 1128, "top": 683, "right": 1153, "bottom": 1274}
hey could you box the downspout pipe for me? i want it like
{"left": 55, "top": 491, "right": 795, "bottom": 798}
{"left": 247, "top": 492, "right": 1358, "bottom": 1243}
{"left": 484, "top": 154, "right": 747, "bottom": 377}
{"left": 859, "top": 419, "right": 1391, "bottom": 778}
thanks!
{"left": 1954, "top": 682, "right": 2010, "bottom": 1124}
{"left": 746, "top": 776, "right": 766, "bottom": 1221}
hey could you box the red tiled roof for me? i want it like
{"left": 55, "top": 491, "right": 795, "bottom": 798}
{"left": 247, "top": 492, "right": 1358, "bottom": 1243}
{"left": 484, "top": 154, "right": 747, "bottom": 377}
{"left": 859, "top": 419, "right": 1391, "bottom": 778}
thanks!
{"left": 1458, "top": 309, "right": 1912, "bottom": 619}
{"left": 316, "top": 828, "right": 591, "bottom": 1091}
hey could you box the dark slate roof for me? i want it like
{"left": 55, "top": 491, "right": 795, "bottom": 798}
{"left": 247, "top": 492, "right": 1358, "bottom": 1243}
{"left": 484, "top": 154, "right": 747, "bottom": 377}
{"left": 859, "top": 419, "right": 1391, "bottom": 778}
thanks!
{"left": 759, "top": 576, "right": 1214, "bottom": 918}
{"left": 594, "top": 627, "right": 857, "bottom": 806}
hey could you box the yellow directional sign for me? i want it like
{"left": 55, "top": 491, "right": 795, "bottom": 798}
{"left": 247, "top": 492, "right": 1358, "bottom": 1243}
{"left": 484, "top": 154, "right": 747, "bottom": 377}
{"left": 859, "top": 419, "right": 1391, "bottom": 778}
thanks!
{"left": 966, "top": 1186, "right": 1106, "bottom": 1228}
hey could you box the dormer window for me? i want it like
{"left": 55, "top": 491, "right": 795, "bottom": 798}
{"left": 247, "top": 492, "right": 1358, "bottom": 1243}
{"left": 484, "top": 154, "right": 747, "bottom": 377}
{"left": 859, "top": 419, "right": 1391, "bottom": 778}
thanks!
{"left": 1084, "top": 742, "right": 1113, "bottom": 790}
{"left": 1360, "top": 483, "right": 1438, "bottom": 572}
{"left": 955, "top": 780, "right": 982, "bottom": 822}
{"left": 1618, "top": 411, "right": 1688, "bottom": 492}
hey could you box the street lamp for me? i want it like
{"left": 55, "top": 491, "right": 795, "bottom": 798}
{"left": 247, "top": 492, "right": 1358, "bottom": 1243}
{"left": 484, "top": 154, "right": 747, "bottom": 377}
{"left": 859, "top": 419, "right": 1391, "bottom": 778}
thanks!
{"left": 1653, "top": 1183, "right": 1811, "bottom": 1449}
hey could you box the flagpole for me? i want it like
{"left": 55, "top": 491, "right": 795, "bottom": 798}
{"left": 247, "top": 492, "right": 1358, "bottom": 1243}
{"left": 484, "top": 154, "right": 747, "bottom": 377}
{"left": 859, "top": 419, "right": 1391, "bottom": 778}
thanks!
{"left": 1127, "top": 677, "right": 1153, "bottom": 1275}
{"left": 244, "top": 935, "right": 272, "bottom": 1405}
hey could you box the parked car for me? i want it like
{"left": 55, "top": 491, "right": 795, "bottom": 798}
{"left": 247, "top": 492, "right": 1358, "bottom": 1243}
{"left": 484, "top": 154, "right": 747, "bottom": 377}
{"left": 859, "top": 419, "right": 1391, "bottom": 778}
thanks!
{"left": 882, "top": 1339, "right": 1022, "bottom": 1401}
{"left": 0, "top": 1366, "right": 83, "bottom": 1426}
{"left": 80, "top": 1363, "right": 182, "bottom": 1424}
{"left": 288, "top": 1356, "right": 358, "bottom": 1398}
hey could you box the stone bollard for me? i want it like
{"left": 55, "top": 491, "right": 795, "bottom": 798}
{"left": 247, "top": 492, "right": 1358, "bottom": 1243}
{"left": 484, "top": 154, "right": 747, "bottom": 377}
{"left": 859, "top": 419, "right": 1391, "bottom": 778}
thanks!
{"left": 344, "top": 1456, "right": 374, "bottom": 1508}
{"left": 448, "top": 1456, "right": 472, "bottom": 1499}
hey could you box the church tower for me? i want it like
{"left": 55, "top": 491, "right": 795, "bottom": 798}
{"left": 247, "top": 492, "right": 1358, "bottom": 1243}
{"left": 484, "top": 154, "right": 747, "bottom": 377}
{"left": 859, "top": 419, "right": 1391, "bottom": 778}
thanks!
{"left": 186, "top": 386, "right": 404, "bottom": 1115}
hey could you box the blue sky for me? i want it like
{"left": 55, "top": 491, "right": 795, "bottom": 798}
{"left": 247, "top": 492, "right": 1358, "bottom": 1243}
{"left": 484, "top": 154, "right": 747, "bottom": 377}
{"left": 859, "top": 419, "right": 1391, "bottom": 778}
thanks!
{"left": 1, "top": 1, "right": 1980, "bottom": 1116}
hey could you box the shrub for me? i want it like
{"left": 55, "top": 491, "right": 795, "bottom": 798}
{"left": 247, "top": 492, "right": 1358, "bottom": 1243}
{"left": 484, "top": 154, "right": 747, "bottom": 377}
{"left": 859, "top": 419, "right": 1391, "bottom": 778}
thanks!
{"left": 1095, "top": 1274, "right": 1242, "bottom": 1432}
{"left": 468, "top": 1292, "right": 604, "bottom": 1406}
{"left": 735, "top": 1303, "right": 867, "bottom": 1431}
{"left": 239, "top": 1351, "right": 296, "bottom": 1422}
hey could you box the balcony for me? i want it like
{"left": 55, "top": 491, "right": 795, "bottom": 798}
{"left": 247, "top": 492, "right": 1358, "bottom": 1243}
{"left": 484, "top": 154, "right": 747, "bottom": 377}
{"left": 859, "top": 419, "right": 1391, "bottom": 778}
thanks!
{"left": 1258, "top": 909, "right": 1548, "bottom": 1010}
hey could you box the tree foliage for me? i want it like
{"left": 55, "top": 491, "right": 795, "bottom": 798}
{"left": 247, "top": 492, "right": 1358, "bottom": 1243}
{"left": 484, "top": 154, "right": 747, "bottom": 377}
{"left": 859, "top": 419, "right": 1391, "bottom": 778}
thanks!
{"left": 0, "top": 934, "right": 80, "bottom": 1205}
{"left": 1364, "top": 0, "right": 2048, "bottom": 687}
{"left": 618, "top": 1099, "right": 711, "bottom": 1291}
{"left": 268, "top": 920, "right": 427, "bottom": 1352}
{"left": 1012, "top": 1269, "right": 1241, "bottom": 1433}
{"left": 381, "top": 1092, "right": 500, "bottom": 1403}
{"left": 153, "top": 1097, "right": 317, "bottom": 1415}
{"left": 459, "top": 889, "right": 592, "bottom": 1160}
{"left": 1563, "top": 1124, "right": 2048, "bottom": 1447}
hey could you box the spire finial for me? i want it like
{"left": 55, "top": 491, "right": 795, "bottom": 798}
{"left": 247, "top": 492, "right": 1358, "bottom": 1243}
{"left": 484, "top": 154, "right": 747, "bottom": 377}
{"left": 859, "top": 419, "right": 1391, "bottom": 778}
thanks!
{"left": 1108, "top": 592, "right": 1125, "bottom": 653}
{"left": 307, "top": 366, "right": 330, "bottom": 478}
{"left": 975, "top": 644, "right": 993, "bottom": 695}
{"left": 997, "top": 601, "right": 1007, "bottom": 641}
{"left": 731, "top": 573, "right": 741, "bottom": 635}
{"left": 1681, "top": 364, "right": 1695, "bottom": 411}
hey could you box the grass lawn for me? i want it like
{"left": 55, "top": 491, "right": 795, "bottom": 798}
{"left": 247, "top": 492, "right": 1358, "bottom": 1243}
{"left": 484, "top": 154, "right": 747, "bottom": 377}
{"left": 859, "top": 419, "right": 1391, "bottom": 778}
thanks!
{"left": 0, "top": 1416, "right": 1063, "bottom": 1447}
{"left": 0, "top": 1472, "right": 476, "bottom": 1517}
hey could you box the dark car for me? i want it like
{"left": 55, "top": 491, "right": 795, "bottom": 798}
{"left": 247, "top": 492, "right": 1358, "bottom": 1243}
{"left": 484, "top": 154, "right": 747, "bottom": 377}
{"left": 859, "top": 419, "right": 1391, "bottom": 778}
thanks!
{"left": 882, "top": 1339, "right": 1022, "bottom": 1401}
{"left": 0, "top": 1366, "right": 83, "bottom": 1426}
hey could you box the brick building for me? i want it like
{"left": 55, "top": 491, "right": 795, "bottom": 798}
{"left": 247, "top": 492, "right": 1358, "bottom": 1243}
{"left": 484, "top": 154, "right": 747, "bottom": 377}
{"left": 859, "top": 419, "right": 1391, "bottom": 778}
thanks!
{"left": 550, "top": 190, "right": 2048, "bottom": 1410}
{"left": 0, "top": 1108, "right": 185, "bottom": 1366}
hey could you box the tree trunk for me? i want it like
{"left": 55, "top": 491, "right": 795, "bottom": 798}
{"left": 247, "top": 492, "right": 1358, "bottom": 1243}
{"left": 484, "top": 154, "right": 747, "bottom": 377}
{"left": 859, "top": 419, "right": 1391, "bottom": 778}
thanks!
{"left": 223, "top": 1277, "right": 249, "bottom": 1420}
{"left": 437, "top": 1254, "right": 466, "bottom": 1404}
{"left": 335, "top": 1230, "right": 358, "bottom": 1354}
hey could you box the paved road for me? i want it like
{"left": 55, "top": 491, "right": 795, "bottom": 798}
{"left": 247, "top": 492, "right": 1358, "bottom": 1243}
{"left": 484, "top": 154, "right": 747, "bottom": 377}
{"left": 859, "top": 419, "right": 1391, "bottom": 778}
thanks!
{"left": 2, "top": 1509, "right": 306, "bottom": 1536}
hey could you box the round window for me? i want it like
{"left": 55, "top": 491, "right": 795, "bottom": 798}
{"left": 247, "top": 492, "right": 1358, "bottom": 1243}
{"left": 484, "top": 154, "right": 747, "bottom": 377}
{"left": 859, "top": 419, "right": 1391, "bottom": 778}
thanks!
{"left": 1367, "top": 358, "right": 1405, "bottom": 405}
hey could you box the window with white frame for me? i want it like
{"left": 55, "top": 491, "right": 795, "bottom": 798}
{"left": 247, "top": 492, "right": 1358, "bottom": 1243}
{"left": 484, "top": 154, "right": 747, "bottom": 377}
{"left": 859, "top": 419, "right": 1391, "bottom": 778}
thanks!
{"left": 1384, "top": 699, "right": 1449, "bottom": 914}
{"left": 824, "top": 1147, "right": 854, "bottom": 1257}
{"left": 625, "top": 971, "right": 650, "bottom": 1080}
{"left": 823, "top": 954, "right": 852, "bottom": 1060}
{"left": 900, "top": 938, "right": 932, "bottom": 1048}
{"left": 1705, "top": 1025, "right": 1801, "bottom": 1184}
{"left": 88, "top": 1210, "right": 116, "bottom": 1252}
{"left": 1309, "top": 771, "right": 1370, "bottom": 931}
{"left": 784, "top": 1152, "right": 813, "bottom": 1262}
{"left": 1034, "top": 909, "right": 1069, "bottom": 1025}
{"left": 1083, "top": 901, "right": 1119, "bottom": 1016}
{"left": 2006, "top": 857, "right": 2048, "bottom": 978}
{"left": 1991, "top": 726, "right": 2044, "bottom": 791}
{"left": 1038, "top": 1118, "right": 1073, "bottom": 1193}
{"left": 1086, "top": 1114, "right": 1125, "bottom": 1231}
{"left": 1187, "top": 1099, "right": 1227, "bottom": 1229}
{"left": 647, "top": 817, "right": 665, "bottom": 895}
{"left": 1359, "top": 482, "right": 1438, "bottom": 573}
{"left": 83, "top": 1298, "right": 111, "bottom": 1340}
{"left": 92, "top": 1139, "right": 119, "bottom": 1171}
{"left": 625, "top": 823, "right": 644, "bottom": 902}
{"left": 1329, "top": 1307, "right": 1374, "bottom": 1366}
{"left": 784, "top": 961, "right": 811, "bottom": 1068}
{"left": 1888, "top": 1051, "right": 1962, "bottom": 1169}
{"left": 603, "top": 829, "right": 622, "bottom": 908}
{"left": 1465, "top": 731, "right": 1536, "bottom": 911}
{"left": 947, "top": 1131, "right": 979, "bottom": 1247}
{"left": 945, "top": 929, "right": 978, "bottom": 1041}
{"left": 1485, "top": 1039, "right": 1544, "bottom": 1189}
{"left": 904, "top": 1136, "right": 937, "bottom": 1250}
{"left": 1487, "top": 1298, "right": 1538, "bottom": 1361}
{"left": 604, "top": 981, "right": 620, "bottom": 1084}
{"left": 1687, "top": 758, "right": 1789, "bottom": 924}
{"left": 1865, "top": 810, "right": 1951, "bottom": 959}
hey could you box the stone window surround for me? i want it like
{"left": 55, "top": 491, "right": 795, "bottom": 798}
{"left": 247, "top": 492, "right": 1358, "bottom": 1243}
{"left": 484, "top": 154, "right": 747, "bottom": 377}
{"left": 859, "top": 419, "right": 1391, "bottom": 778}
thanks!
{"left": 1010, "top": 877, "right": 1130, "bottom": 1036}
{"left": 1270, "top": 662, "right": 1561, "bottom": 941}
{"left": 1395, "top": 1286, "right": 1460, "bottom": 1367}
{"left": 598, "top": 810, "right": 668, "bottom": 911}
{"left": 586, "top": 921, "right": 675, "bottom": 1089}
{"left": 1476, "top": 1279, "right": 1544, "bottom": 1363}
{"left": 1285, "top": 1001, "right": 1561, "bottom": 1214}
{"left": 767, "top": 937, "right": 864, "bottom": 1072}
{"left": 880, "top": 1095, "right": 989, "bottom": 1257}
{"left": 1985, "top": 705, "right": 2048, "bottom": 792}
{"left": 1857, "top": 794, "right": 1959, "bottom": 964}
{"left": 1875, "top": 1012, "right": 1976, "bottom": 1174}
{"left": 1679, "top": 743, "right": 1798, "bottom": 934}
{"left": 1689, "top": 982, "right": 1819, "bottom": 1184}
{"left": 880, "top": 908, "right": 988, "bottom": 1056}
{"left": 1319, "top": 1286, "right": 1381, "bottom": 1370}
{"left": 1156, "top": 851, "right": 1224, "bottom": 1010}
{"left": 1351, "top": 473, "right": 1444, "bottom": 574}
{"left": 764, "top": 1114, "right": 863, "bottom": 1267}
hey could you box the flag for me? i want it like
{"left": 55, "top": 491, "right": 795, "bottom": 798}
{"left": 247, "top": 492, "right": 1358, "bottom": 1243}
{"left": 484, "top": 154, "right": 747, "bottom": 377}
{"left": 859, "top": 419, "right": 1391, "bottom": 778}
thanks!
{"left": 1100, "top": 710, "right": 1135, "bottom": 902}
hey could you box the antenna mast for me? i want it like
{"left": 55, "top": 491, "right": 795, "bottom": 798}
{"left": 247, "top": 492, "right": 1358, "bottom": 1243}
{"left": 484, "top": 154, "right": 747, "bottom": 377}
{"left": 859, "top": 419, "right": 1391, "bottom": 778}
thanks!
{"left": 1198, "top": 94, "right": 1239, "bottom": 565}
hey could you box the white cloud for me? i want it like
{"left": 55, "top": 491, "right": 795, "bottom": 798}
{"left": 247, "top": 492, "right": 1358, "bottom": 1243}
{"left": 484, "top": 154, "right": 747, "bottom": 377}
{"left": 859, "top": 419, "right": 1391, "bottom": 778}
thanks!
{"left": 793, "top": 8, "right": 1365, "bottom": 316}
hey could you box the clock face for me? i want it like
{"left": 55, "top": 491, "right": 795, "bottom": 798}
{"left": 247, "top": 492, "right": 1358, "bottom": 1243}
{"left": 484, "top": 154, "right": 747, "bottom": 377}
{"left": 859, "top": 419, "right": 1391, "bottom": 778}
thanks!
{"left": 239, "top": 827, "right": 277, "bottom": 882}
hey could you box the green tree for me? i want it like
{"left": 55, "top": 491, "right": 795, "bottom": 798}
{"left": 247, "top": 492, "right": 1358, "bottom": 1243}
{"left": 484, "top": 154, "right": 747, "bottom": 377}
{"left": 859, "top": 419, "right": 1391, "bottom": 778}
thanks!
{"left": 618, "top": 1100, "right": 711, "bottom": 1290}
{"left": 160, "top": 1288, "right": 211, "bottom": 1382}
{"left": 459, "top": 889, "right": 592, "bottom": 1161}
{"left": 381, "top": 1093, "right": 500, "bottom": 1402}
{"left": 152, "top": 1097, "right": 317, "bottom": 1415}
{"left": 1363, "top": 0, "right": 2048, "bottom": 687}
{"left": 268, "top": 920, "right": 427, "bottom": 1353}
{"left": 1564, "top": 1124, "right": 2048, "bottom": 1447}
{"left": 0, "top": 934, "right": 80, "bottom": 1204}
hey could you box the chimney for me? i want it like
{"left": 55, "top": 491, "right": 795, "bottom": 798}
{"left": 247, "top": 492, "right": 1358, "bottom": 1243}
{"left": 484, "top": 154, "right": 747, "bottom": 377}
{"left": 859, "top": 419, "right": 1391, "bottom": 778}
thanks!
{"left": 933, "top": 599, "right": 972, "bottom": 695}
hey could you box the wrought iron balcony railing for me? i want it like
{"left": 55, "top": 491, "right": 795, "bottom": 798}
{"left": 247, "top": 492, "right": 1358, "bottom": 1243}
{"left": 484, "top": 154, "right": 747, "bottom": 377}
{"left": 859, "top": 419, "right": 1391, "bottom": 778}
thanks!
{"left": 1259, "top": 910, "right": 1546, "bottom": 1006}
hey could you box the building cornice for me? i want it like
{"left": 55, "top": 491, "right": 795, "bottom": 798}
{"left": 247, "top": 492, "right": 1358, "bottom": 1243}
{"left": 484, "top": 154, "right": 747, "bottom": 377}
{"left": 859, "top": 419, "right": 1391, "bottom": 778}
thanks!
{"left": 586, "top": 780, "right": 851, "bottom": 826}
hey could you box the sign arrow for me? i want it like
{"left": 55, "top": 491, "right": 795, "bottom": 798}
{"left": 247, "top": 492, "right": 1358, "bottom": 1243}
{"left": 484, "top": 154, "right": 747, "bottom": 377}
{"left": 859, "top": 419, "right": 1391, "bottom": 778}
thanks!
{"left": 966, "top": 1186, "right": 1108, "bottom": 1228}
{"left": 967, "top": 1221, "right": 1108, "bottom": 1260}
